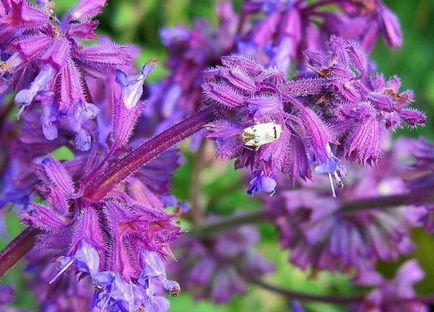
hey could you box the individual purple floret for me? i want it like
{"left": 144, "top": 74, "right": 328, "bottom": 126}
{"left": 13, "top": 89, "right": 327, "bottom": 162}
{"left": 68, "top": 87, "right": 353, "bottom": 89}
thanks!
{"left": 266, "top": 138, "right": 426, "bottom": 273}
{"left": 0, "top": 0, "right": 132, "bottom": 150}
{"left": 168, "top": 220, "right": 274, "bottom": 303}
{"left": 350, "top": 260, "right": 427, "bottom": 312}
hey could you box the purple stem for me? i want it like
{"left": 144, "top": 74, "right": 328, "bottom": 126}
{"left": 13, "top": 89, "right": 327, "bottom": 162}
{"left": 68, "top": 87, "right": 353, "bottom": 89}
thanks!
{"left": 252, "top": 278, "right": 363, "bottom": 305}
{"left": 0, "top": 227, "right": 42, "bottom": 278}
{"left": 253, "top": 278, "right": 434, "bottom": 306}
{"left": 193, "top": 189, "right": 434, "bottom": 236}
{"left": 85, "top": 107, "right": 217, "bottom": 201}
{"left": 341, "top": 189, "right": 434, "bottom": 213}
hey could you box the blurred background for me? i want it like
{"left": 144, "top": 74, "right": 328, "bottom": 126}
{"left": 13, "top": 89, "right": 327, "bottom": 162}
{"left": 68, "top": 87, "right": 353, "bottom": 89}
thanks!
{"left": 1, "top": 0, "right": 434, "bottom": 311}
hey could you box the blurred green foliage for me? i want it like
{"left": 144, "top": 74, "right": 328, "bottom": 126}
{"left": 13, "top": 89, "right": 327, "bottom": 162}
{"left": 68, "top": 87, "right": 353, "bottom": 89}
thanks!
{"left": 2, "top": 0, "right": 434, "bottom": 311}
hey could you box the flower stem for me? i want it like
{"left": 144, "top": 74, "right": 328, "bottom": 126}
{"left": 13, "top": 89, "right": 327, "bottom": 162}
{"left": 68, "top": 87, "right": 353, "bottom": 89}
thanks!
{"left": 85, "top": 107, "right": 217, "bottom": 202}
{"left": 341, "top": 189, "right": 434, "bottom": 213}
{"left": 192, "top": 210, "right": 268, "bottom": 237}
{"left": 251, "top": 278, "right": 363, "bottom": 305}
{"left": 0, "top": 227, "right": 41, "bottom": 278}
{"left": 252, "top": 278, "right": 434, "bottom": 306}
{"left": 191, "top": 189, "right": 434, "bottom": 237}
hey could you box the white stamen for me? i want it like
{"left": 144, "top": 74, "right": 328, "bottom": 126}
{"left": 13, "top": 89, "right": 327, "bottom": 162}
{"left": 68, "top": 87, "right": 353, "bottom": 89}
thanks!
{"left": 328, "top": 173, "right": 337, "bottom": 198}
{"left": 49, "top": 258, "right": 75, "bottom": 284}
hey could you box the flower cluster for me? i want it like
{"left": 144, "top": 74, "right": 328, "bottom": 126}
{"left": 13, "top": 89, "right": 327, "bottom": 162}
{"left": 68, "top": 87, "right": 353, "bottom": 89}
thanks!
{"left": 204, "top": 37, "right": 424, "bottom": 196}
{"left": 266, "top": 139, "right": 426, "bottom": 273}
{"left": 238, "top": 0, "right": 403, "bottom": 73}
{"left": 0, "top": 0, "right": 132, "bottom": 150}
{"left": 146, "top": 0, "right": 237, "bottom": 129}
{"left": 21, "top": 150, "right": 182, "bottom": 311}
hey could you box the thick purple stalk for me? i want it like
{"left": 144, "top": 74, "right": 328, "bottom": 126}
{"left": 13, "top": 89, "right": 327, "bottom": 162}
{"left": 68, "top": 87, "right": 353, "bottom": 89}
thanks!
{"left": 0, "top": 227, "right": 41, "bottom": 278}
{"left": 85, "top": 107, "right": 216, "bottom": 201}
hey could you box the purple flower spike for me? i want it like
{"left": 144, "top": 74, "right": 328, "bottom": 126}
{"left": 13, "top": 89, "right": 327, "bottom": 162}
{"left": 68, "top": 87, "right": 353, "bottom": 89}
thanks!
{"left": 204, "top": 54, "right": 343, "bottom": 195}
{"left": 1, "top": 0, "right": 133, "bottom": 148}
{"left": 267, "top": 139, "right": 426, "bottom": 273}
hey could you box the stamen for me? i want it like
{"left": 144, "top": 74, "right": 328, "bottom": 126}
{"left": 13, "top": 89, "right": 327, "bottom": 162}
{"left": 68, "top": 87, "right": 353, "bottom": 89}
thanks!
{"left": 328, "top": 173, "right": 337, "bottom": 198}
{"left": 49, "top": 258, "right": 75, "bottom": 284}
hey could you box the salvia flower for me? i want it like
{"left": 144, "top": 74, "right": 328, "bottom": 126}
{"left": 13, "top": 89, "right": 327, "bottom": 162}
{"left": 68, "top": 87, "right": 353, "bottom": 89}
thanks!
{"left": 0, "top": 0, "right": 132, "bottom": 150}
{"left": 147, "top": 0, "right": 237, "bottom": 128}
{"left": 266, "top": 139, "right": 426, "bottom": 273}
{"left": 204, "top": 54, "right": 343, "bottom": 196}
{"left": 168, "top": 220, "right": 274, "bottom": 303}
{"left": 238, "top": 0, "right": 403, "bottom": 73}
{"left": 17, "top": 67, "right": 184, "bottom": 310}
{"left": 21, "top": 151, "right": 181, "bottom": 311}
{"left": 298, "top": 36, "right": 425, "bottom": 165}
